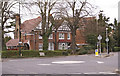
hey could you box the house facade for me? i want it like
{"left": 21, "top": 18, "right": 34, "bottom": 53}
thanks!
{"left": 6, "top": 15, "right": 94, "bottom": 51}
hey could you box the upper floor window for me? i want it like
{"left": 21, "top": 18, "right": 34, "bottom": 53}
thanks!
{"left": 67, "top": 33, "right": 70, "bottom": 39}
{"left": 49, "top": 34, "right": 53, "bottom": 39}
{"left": 59, "top": 33, "right": 64, "bottom": 39}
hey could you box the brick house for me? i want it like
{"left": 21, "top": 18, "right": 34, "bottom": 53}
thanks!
{"left": 6, "top": 15, "right": 94, "bottom": 51}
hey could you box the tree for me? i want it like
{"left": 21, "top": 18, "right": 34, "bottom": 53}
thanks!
{"left": 1, "top": 1, "right": 18, "bottom": 50}
{"left": 98, "top": 10, "right": 110, "bottom": 27}
{"left": 32, "top": 0, "right": 57, "bottom": 50}
{"left": 60, "top": 0, "right": 94, "bottom": 53}
{"left": 4, "top": 36, "right": 12, "bottom": 44}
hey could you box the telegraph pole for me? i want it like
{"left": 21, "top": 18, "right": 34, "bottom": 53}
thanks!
{"left": 105, "top": 27, "right": 109, "bottom": 55}
{"left": 19, "top": 0, "right": 22, "bottom": 56}
{"left": 0, "top": 1, "right": 2, "bottom": 51}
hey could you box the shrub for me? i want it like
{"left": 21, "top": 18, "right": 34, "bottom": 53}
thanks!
{"left": 78, "top": 50, "right": 88, "bottom": 55}
{"left": 2, "top": 50, "right": 40, "bottom": 58}
{"left": 22, "top": 50, "right": 40, "bottom": 57}
{"left": 42, "top": 50, "right": 68, "bottom": 57}
{"left": 113, "top": 47, "right": 120, "bottom": 52}
{"left": 76, "top": 48, "right": 88, "bottom": 55}
{"left": 2, "top": 50, "right": 69, "bottom": 58}
{"left": 83, "top": 45, "right": 95, "bottom": 50}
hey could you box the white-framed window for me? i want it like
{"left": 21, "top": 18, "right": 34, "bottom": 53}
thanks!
{"left": 39, "top": 43, "right": 43, "bottom": 51}
{"left": 67, "top": 33, "right": 70, "bottom": 39}
{"left": 48, "top": 43, "right": 54, "bottom": 50}
{"left": 59, "top": 43, "right": 68, "bottom": 50}
{"left": 49, "top": 34, "right": 53, "bottom": 39}
{"left": 59, "top": 33, "right": 64, "bottom": 39}
{"left": 39, "top": 35, "right": 42, "bottom": 39}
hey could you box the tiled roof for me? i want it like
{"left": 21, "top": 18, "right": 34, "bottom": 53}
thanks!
{"left": 21, "top": 16, "right": 42, "bottom": 33}
{"left": 6, "top": 39, "right": 19, "bottom": 46}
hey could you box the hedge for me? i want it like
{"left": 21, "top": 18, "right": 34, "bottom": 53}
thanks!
{"left": 42, "top": 50, "right": 68, "bottom": 57}
{"left": 2, "top": 50, "right": 69, "bottom": 58}
{"left": 2, "top": 50, "right": 40, "bottom": 58}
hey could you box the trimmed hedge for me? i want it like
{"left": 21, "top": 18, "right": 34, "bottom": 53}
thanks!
{"left": 2, "top": 50, "right": 69, "bottom": 58}
{"left": 42, "top": 50, "right": 68, "bottom": 57}
{"left": 2, "top": 50, "right": 40, "bottom": 58}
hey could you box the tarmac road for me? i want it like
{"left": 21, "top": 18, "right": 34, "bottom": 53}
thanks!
{"left": 2, "top": 52, "right": 119, "bottom": 74}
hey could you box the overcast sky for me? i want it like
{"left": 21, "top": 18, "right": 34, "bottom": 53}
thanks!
{"left": 89, "top": 0, "right": 119, "bottom": 23}
{"left": 15, "top": 0, "right": 119, "bottom": 23}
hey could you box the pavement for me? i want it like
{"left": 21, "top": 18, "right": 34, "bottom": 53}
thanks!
{"left": 1, "top": 52, "right": 119, "bottom": 75}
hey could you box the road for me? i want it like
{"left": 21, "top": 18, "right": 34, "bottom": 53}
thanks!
{"left": 2, "top": 52, "right": 119, "bottom": 74}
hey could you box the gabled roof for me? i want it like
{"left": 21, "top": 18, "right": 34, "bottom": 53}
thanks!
{"left": 21, "top": 16, "right": 42, "bottom": 33}
{"left": 57, "top": 20, "right": 71, "bottom": 31}
{"left": 6, "top": 39, "right": 19, "bottom": 47}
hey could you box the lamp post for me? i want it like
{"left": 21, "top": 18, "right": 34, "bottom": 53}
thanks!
{"left": 106, "top": 28, "right": 109, "bottom": 55}
{"left": 97, "top": 35, "right": 102, "bottom": 56}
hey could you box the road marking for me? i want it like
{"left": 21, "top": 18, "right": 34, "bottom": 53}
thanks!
{"left": 99, "top": 72, "right": 116, "bottom": 74}
{"left": 17, "top": 69, "right": 24, "bottom": 72}
{"left": 37, "top": 64, "right": 51, "bottom": 65}
{"left": 9, "top": 60, "right": 18, "bottom": 62}
{"left": 96, "top": 61, "right": 104, "bottom": 64}
{"left": 30, "top": 72, "right": 38, "bottom": 74}
{"left": 70, "top": 73, "right": 82, "bottom": 74}
{"left": 52, "top": 61, "right": 85, "bottom": 64}
{"left": 84, "top": 72, "right": 98, "bottom": 74}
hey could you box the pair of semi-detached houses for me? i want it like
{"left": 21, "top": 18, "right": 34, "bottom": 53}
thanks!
{"left": 6, "top": 14, "right": 95, "bottom": 51}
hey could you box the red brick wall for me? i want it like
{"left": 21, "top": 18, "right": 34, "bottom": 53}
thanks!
{"left": 22, "top": 30, "right": 86, "bottom": 50}
{"left": 75, "top": 29, "right": 86, "bottom": 44}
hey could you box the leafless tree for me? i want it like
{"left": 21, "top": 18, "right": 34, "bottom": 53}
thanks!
{"left": 57, "top": 0, "right": 94, "bottom": 53}
{"left": 31, "top": 0, "right": 57, "bottom": 50}
{"left": 1, "top": 1, "right": 19, "bottom": 50}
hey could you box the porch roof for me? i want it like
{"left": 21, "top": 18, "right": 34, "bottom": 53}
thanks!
{"left": 6, "top": 39, "right": 19, "bottom": 47}
{"left": 58, "top": 40, "right": 71, "bottom": 43}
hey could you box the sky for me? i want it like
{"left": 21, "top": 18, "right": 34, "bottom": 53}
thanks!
{"left": 13, "top": 0, "right": 120, "bottom": 23}
{"left": 89, "top": 0, "right": 120, "bottom": 23}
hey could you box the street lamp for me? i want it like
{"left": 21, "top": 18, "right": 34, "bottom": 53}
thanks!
{"left": 106, "top": 28, "right": 109, "bottom": 55}
{"left": 97, "top": 35, "right": 102, "bottom": 56}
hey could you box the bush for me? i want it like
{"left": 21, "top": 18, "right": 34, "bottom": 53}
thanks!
{"left": 22, "top": 50, "right": 40, "bottom": 57}
{"left": 2, "top": 50, "right": 40, "bottom": 58}
{"left": 83, "top": 45, "right": 95, "bottom": 50}
{"left": 2, "top": 50, "right": 19, "bottom": 58}
{"left": 113, "top": 47, "right": 120, "bottom": 52}
{"left": 76, "top": 48, "right": 88, "bottom": 55}
{"left": 2, "top": 50, "right": 69, "bottom": 58}
{"left": 42, "top": 50, "right": 68, "bottom": 57}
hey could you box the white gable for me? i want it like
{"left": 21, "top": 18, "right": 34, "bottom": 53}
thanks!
{"left": 58, "top": 20, "right": 70, "bottom": 31}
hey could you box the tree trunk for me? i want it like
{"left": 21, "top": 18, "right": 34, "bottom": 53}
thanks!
{"left": 54, "top": 30, "right": 57, "bottom": 50}
{"left": 43, "top": 34, "right": 48, "bottom": 50}
{"left": 1, "top": 11, "right": 4, "bottom": 51}
{"left": 71, "top": 29, "right": 76, "bottom": 54}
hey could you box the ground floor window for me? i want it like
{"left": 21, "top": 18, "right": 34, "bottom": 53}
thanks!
{"left": 58, "top": 43, "right": 68, "bottom": 50}
{"left": 48, "top": 43, "right": 54, "bottom": 50}
{"left": 39, "top": 43, "right": 43, "bottom": 51}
